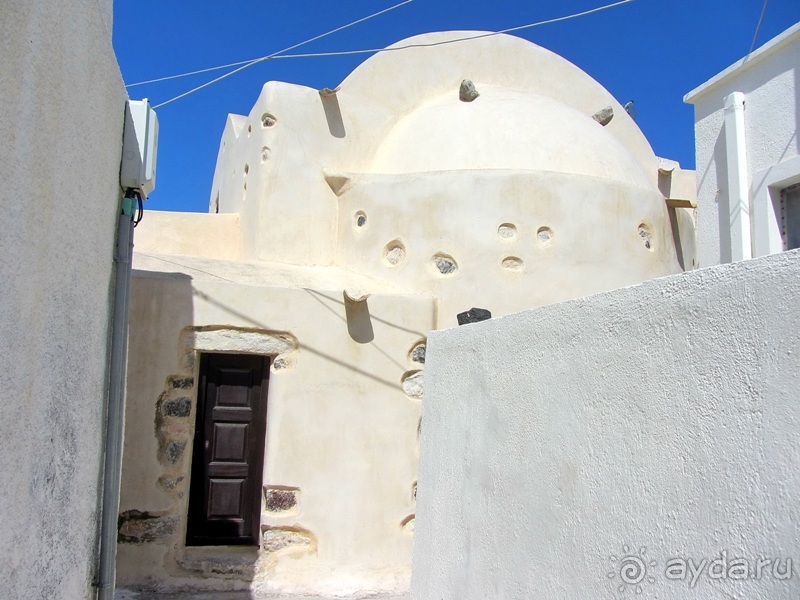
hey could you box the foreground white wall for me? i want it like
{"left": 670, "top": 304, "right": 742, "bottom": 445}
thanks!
{"left": 685, "top": 23, "right": 800, "bottom": 266}
{"left": 0, "top": 1, "right": 126, "bottom": 597}
{"left": 413, "top": 249, "right": 800, "bottom": 599}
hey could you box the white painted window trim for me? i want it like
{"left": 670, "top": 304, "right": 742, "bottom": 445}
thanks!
{"left": 750, "top": 154, "right": 800, "bottom": 257}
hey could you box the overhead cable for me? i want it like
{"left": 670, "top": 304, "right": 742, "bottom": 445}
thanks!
{"left": 151, "top": 0, "right": 414, "bottom": 108}
{"left": 150, "top": 0, "right": 635, "bottom": 109}
{"left": 747, "top": 0, "right": 769, "bottom": 57}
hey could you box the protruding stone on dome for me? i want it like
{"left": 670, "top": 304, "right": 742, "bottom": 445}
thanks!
{"left": 592, "top": 105, "right": 614, "bottom": 126}
{"left": 459, "top": 79, "right": 479, "bottom": 102}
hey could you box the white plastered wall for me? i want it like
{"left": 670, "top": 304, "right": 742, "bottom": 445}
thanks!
{"left": 412, "top": 249, "right": 800, "bottom": 599}
{"left": 0, "top": 0, "right": 126, "bottom": 598}
{"left": 685, "top": 23, "right": 800, "bottom": 266}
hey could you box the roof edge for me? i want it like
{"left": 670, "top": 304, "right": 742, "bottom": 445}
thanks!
{"left": 684, "top": 21, "right": 800, "bottom": 104}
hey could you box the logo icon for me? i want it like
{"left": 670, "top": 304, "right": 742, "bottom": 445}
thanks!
{"left": 609, "top": 545, "right": 657, "bottom": 593}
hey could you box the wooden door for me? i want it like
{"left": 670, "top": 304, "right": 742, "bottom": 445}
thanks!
{"left": 186, "top": 353, "right": 269, "bottom": 546}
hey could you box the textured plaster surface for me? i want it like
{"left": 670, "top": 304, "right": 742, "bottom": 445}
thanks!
{"left": 0, "top": 1, "right": 125, "bottom": 599}
{"left": 119, "top": 269, "right": 433, "bottom": 596}
{"left": 686, "top": 24, "right": 800, "bottom": 266}
{"left": 413, "top": 249, "right": 800, "bottom": 599}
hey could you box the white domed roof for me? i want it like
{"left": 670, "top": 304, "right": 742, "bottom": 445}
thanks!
{"left": 370, "top": 85, "right": 653, "bottom": 189}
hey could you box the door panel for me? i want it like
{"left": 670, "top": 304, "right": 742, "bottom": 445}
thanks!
{"left": 186, "top": 353, "right": 269, "bottom": 546}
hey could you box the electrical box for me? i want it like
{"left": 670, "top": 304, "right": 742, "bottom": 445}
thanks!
{"left": 120, "top": 99, "right": 159, "bottom": 198}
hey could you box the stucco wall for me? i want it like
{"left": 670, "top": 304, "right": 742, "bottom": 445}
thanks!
{"left": 118, "top": 270, "right": 433, "bottom": 596}
{"left": 0, "top": 1, "right": 126, "bottom": 598}
{"left": 413, "top": 249, "right": 800, "bottom": 599}
{"left": 686, "top": 24, "right": 800, "bottom": 266}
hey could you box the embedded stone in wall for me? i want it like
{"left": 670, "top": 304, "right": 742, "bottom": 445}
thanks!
{"left": 383, "top": 241, "right": 406, "bottom": 266}
{"left": 261, "top": 146, "right": 271, "bottom": 162}
{"left": 261, "top": 526, "right": 315, "bottom": 553}
{"left": 498, "top": 223, "right": 517, "bottom": 240}
{"left": 638, "top": 223, "right": 653, "bottom": 250}
{"left": 537, "top": 226, "right": 553, "bottom": 245}
{"left": 160, "top": 396, "right": 191, "bottom": 418}
{"left": 459, "top": 79, "right": 479, "bottom": 102}
{"left": 409, "top": 341, "right": 426, "bottom": 365}
{"left": 457, "top": 307, "right": 492, "bottom": 325}
{"left": 167, "top": 375, "right": 194, "bottom": 390}
{"left": 163, "top": 440, "right": 187, "bottom": 465}
{"left": 118, "top": 510, "right": 177, "bottom": 544}
{"left": 261, "top": 112, "right": 277, "bottom": 127}
{"left": 157, "top": 475, "right": 184, "bottom": 491}
{"left": 264, "top": 487, "right": 299, "bottom": 513}
{"left": 502, "top": 256, "right": 524, "bottom": 271}
{"left": 402, "top": 370, "right": 424, "bottom": 399}
{"left": 592, "top": 105, "right": 614, "bottom": 126}
{"left": 433, "top": 253, "right": 457, "bottom": 275}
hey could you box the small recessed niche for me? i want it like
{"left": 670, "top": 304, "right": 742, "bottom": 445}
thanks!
{"left": 498, "top": 223, "right": 517, "bottom": 240}
{"left": 537, "top": 226, "right": 553, "bottom": 245}
{"left": 501, "top": 256, "right": 524, "bottom": 271}
{"left": 383, "top": 240, "right": 406, "bottom": 266}
{"left": 261, "top": 112, "right": 277, "bottom": 128}
{"left": 247, "top": 124, "right": 252, "bottom": 134}
{"left": 244, "top": 163, "right": 249, "bottom": 175}
{"left": 638, "top": 223, "right": 653, "bottom": 250}
{"left": 432, "top": 253, "right": 457, "bottom": 276}
{"left": 354, "top": 211, "right": 367, "bottom": 230}
{"left": 261, "top": 146, "right": 271, "bottom": 162}
{"left": 408, "top": 341, "right": 426, "bottom": 364}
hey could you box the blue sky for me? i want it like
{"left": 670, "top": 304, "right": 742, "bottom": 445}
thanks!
{"left": 113, "top": 1, "right": 799, "bottom": 213}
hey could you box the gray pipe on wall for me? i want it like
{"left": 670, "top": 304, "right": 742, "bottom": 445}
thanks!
{"left": 96, "top": 195, "right": 136, "bottom": 600}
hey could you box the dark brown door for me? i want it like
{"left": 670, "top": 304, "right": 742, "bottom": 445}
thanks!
{"left": 186, "top": 353, "right": 269, "bottom": 545}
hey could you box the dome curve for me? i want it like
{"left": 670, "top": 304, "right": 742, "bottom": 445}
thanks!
{"left": 370, "top": 85, "right": 653, "bottom": 189}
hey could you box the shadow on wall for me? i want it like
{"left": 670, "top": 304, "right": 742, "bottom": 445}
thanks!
{"left": 321, "top": 92, "right": 346, "bottom": 139}
{"left": 116, "top": 271, "right": 247, "bottom": 592}
{"left": 713, "top": 129, "right": 733, "bottom": 264}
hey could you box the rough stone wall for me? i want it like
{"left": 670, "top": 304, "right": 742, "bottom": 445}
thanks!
{"left": 413, "top": 250, "right": 800, "bottom": 599}
{"left": 0, "top": 1, "right": 126, "bottom": 598}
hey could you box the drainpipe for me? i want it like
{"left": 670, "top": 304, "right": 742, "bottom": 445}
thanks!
{"left": 723, "top": 91, "right": 752, "bottom": 262}
{"left": 96, "top": 190, "right": 139, "bottom": 600}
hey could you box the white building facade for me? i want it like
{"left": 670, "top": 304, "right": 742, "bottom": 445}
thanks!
{"left": 685, "top": 22, "right": 800, "bottom": 266}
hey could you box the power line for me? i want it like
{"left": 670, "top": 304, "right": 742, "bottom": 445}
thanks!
{"left": 151, "top": 0, "right": 414, "bottom": 108}
{"left": 747, "top": 0, "right": 769, "bottom": 57}
{"left": 150, "top": 0, "right": 636, "bottom": 109}
{"left": 267, "top": 0, "right": 637, "bottom": 61}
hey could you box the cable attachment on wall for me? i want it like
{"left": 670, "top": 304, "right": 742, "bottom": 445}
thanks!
{"left": 123, "top": 188, "right": 144, "bottom": 227}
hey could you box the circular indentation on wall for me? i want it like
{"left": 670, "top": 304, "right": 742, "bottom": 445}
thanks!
{"left": 638, "top": 223, "right": 653, "bottom": 250}
{"left": 498, "top": 223, "right": 517, "bottom": 240}
{"left": 354, "top": 211, "right": 367, "bottom": 229}
{"left": 501, "top": 256, "right": 524, "bottom": 271}
{"left": 271, "top": 357, "right": 293, "bottom": 372}
{"left": 383, "top": 240, "right": 406, "bottom": 266}
{"left": 401, "top": 514, "right": 415, "bottom": 535}
{"left": 408, "top": 341, "right": 426, "bottom": 365}
{"left": 261, "top": 146, "right": 271, "bottom": 162}
{"left": 244, "top": 163, "right": 249, "bottom": 175}
{"left": 402, "top": 370, "right": 424, "bottom": 399}
{"left": 261, "top": 112, "right": 277, "bottom": 128}
{"left": 432, "top": 253, "right": 457, "bottom": 276}
{"left": 537, "top": 226, "right": 553, "bottom": 244}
